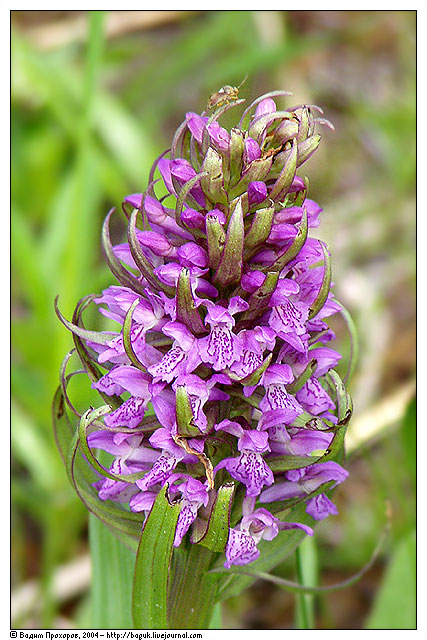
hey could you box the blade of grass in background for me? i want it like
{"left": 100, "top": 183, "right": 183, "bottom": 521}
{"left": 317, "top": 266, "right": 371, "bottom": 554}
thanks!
{"left": 48, "top": 12, "right": 106, "bottom": 626}
{"left": 12, "top": 11, "right": 107, "bottom": 626}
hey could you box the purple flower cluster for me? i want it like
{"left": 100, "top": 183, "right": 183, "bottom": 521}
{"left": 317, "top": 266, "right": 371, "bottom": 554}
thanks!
{"left": 67, "top": 90, "right": 350, "bottom": 568}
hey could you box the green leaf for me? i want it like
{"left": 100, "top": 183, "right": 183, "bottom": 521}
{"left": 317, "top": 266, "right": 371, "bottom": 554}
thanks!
{"left": 327, "top": 369, "right": 353, "bottom": 426}
{"left": 290, "top": 410, "right": 321, "bottom": 428}
{"left": 192, "top": 483, "right": 235, "bottom": 552}
{"left": 79, "top": 407, "right": 149, "bottom": 483}
{"left": 201, "top": 147, "right": 228, "bottom": 206}
{"left": 296, "top": 135, "right": 321, "bottom": 166}
{"left": 239, "top": 353, "right": 273, "bottom": 387}
{"left": 230, "top": 156, "right": 273, "bottom": 200}
{"left": 132, "top": 484, "right": 182, "bottom": 629}
{"left": 229, "top": 128, "right": 244, "bottom": 187}
{"left": 208, "top": 602, "right": 222, "bottom": 629}
{"left": 267, "top": 454, "right": 321, "bottom": 473}
{"left": 296, "top": 107, "right": 310, "bottom": 143}
{"left": 365, "top": 530, "right": 416, "bottom": 630}
{"left": 167, "top": 543, "right": 221, "bottom": 629}
{"left": 69, "top": 296, "right": 122, "bottom": 409}
{"left": 248, "top": 110, "right": 295, "bottom": 142}
{"left": 206, "top": 211, "right": 226, "bottom": 270}
{"left": 59, "top": 350, "right": 82, "bottom": 417}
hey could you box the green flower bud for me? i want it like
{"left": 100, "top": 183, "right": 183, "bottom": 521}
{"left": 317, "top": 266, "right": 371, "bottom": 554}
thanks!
{"left": 176, "top": 268, "right": 206, "bottom": 336}
{"left": 229, "top": 128, "right": 245, "bottom": 187}
{"left": 201, "top": 148, "right": 228, "bottom": 206}
{"left": 206, "top": 212, "right": 226, "bottom": 271}
{"left": 213, "top": 198, "right": 244, "bottom": 288}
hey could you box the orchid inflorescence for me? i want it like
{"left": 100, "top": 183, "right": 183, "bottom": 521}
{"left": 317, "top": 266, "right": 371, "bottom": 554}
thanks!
{"left": 55, "top": 88, "right": 354, "bottom": 572}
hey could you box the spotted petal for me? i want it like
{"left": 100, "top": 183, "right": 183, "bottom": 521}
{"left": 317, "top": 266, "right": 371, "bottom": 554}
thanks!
{"left": 224, "top": 528, "right": 260, "bottom": 568}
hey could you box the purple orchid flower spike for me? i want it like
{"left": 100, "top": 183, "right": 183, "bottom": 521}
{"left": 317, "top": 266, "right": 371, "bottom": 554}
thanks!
{"left": 131, "top": 428, "right": 204, "bottom": 493}
{"left": 55, "top": 86, "right": 355, "bottom": 582}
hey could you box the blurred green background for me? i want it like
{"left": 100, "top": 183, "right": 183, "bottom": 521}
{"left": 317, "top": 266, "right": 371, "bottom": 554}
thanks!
{"left": 11, "top": 10, "right": 416, "bottom": 630}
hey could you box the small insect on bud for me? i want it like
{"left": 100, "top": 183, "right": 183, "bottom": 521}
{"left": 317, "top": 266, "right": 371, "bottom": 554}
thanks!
{"left": 207, "top": 75, "right": 248, "bottom": 110}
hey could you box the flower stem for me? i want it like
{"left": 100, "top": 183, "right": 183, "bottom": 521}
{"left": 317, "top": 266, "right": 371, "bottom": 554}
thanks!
{"left": 295, "top": 535, "right": 318, "bottom": 629}
{"left": 209, "top": 602, "right": 223, "bottom": 629}
{"left": 168, "top": 543, "right": 221, "bottom": 629}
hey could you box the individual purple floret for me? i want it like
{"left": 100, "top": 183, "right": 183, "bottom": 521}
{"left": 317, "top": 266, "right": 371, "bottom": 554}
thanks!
{"left": 214, "top": 423, "right": 274, "bottom": 497}
{"left": 58, "top": 88, "right": 352, "bottom": 570}
{"left": 259, "top": 461, "right": 349, "bottom": 510}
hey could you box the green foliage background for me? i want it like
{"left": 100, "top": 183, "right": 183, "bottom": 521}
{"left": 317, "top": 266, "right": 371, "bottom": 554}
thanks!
{"left": 11, "top": 10, "right": 416, "bottom": 629}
